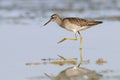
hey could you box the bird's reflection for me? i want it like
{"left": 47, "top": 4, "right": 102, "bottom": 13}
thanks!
{"left": 45, "top": 64, "right": 102, "bottom": 80}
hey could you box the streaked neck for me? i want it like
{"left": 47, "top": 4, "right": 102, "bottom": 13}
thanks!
{"left": 55, "top": 17, "right": 63, "bottom": 26}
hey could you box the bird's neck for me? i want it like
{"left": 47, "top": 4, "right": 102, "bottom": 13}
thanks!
{"left": 55, "top": 17, "right": 63, "bottom": 26}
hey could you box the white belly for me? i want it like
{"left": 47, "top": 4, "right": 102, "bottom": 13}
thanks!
{"left": 64, "top": 23, "right": 89, "bottom": 33}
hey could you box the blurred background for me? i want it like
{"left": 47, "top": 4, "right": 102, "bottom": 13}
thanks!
{"left": 0, "top": 0, "right": 120, "bottom": 24}
{"left": 0, "top": 0, "right": 120, "bottom": 80}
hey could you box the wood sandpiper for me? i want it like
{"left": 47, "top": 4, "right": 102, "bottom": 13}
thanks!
{"left": 43, "top": 14, "right": 103, "bottom": 63}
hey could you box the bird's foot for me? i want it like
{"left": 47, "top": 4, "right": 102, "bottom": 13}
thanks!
{"left": 57, "top": 37, "right": 77, "bottom": 44}
{"left": 57, "top": 38, "right": 67, "bottom": 44}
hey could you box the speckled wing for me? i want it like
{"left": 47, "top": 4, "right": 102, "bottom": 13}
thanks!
{"left": 63, "top": 17, "right": 102, "bottom": 27}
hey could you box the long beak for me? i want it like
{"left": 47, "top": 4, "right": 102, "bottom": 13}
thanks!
{"left": 43, "top": 19, "right": 51, "bottom": 26}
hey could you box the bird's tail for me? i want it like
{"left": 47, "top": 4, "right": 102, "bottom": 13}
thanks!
{"left": 88, "top": 21, "right": 103, "bottom": 26}
{"left": 95, "top": 21, "right": 103, "bottom": 24}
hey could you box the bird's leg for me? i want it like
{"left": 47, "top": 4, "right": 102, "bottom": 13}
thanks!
{"left": 78, "top": 31, "right": 83, "bottom": 63}
{"left": 57, "top": 33, "right": 77, "bottom": 44}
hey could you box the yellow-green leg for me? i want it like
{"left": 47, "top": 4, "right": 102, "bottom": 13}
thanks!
{"left": 80, "top": 34, "right": 83, "bottom": 63}
{"left": 78, "top": 32, "right": 83, "bottom": 63}
{"left": 57, "top": 33, "right": 77, "bottom": 44}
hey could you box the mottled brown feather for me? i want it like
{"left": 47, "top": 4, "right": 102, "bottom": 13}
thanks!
{"left": 63, "top": 17, "right": 102, "bottom": 27}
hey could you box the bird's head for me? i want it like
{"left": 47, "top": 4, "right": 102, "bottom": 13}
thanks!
{"left": 43, "top": 14, "right": 59, "bottom": 26}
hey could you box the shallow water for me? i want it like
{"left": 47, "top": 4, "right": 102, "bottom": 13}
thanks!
{"left": 0, "top": 0, "right": 120, "bottom": 80}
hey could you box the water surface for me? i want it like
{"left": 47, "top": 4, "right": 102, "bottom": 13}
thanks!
{"left": 0, "top": 0, "right": 120, "bottom": 80}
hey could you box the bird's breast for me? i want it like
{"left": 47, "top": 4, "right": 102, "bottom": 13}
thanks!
{"left": 64, "top": 23, "right": 87, "bottom": 32}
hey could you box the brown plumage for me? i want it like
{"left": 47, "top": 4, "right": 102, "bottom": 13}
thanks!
{"left": 44, "top": 14, "right": 103, "bottom": 33}
{"left": 63, "top": 17, "right": 102, "bottom": 27}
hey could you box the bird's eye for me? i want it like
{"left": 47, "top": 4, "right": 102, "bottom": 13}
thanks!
{"left": 51, "top": 16, "right": 56, "bottom": 19}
